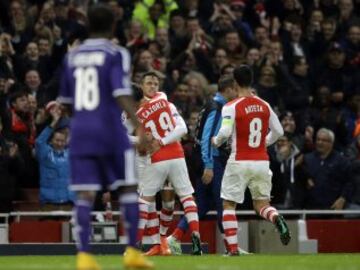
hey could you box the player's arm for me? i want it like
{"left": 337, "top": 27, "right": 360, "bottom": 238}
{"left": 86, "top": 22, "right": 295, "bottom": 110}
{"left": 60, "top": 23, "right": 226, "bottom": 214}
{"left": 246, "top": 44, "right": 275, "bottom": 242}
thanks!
{"left": 158, "top": 103, "right": 187, "bottom": 146}
{"left": 111, "top": 48, "right": 145, "bottom": 140}
{"left": 116, "top": 96, "right": 145, "bottom": 137}
{"left": 266, "top": 105, "right": 284, "bottom": 146}
{"left": 57, "top": 55, "right": 74, "bottom": 115}
{"left": 201, "top": 110, "right": 217, "bottom": 169}
{"left": 212, "top": 105, "right": 234, "bottom": 148}
{"left": 122, "top": 112, "right": 140, "bottom": 144}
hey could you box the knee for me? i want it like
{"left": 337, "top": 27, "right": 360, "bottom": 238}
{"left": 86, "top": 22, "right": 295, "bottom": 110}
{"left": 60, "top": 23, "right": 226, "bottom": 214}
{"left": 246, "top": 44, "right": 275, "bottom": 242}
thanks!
{"left": 76, "top": 191, "right": 96, "bottom": 203}
{"left": 223, "top": 199, "right": 236, "bottom": 210}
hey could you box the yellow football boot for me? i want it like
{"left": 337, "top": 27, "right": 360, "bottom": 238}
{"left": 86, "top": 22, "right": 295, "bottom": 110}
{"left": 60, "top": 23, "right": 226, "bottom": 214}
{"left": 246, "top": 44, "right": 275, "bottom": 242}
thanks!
{"left": 123, "top": 246, "right": 154, "bottom": 269}
{"left": 76, "top": 252, "right": 101, "bottom": 270}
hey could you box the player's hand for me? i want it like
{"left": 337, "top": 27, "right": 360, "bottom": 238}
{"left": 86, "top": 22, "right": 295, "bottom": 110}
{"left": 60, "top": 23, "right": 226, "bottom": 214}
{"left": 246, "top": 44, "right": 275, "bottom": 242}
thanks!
{"left": 202, "top": 168, "right": 214, "bottom": 185}
{"left": 331, "top": 197, "right": 346, "bottom": 210}
{"left": 211, "top": 137, "right": 218, "bottom": 148}
{"left": 306, "top": 178, "right": 315, "bottom": 189}
{"left": 145, "top": 132, "right": 153, "bottom": 143}
{"left": 148, "top": 139, "right": 162, "bottom": 155}
{"left": 136, "top": 128, "right": 148, "bottom": 152}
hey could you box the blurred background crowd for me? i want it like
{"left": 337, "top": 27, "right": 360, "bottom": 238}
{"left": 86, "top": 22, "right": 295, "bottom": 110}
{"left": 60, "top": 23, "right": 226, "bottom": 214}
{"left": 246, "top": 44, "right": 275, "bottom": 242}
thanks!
{"left": 0, "top": 0, "right": 359, "bottom": 214}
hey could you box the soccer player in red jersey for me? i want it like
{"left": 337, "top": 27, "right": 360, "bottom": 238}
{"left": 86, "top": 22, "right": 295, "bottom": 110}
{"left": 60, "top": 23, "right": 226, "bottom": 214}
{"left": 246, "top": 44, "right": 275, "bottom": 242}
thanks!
{"left": 212, "top": 65, "right": 291, "bottom": 255}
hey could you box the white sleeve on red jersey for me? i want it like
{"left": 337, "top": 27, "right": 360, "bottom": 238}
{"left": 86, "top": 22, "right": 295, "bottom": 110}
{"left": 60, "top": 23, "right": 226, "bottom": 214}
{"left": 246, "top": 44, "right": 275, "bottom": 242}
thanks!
{"left": 213, "top": 104, "right": 235, "bottom": 147}
{"left": 160, "top": 103, "right": 187, "bottom": 145}
{"left": 265, "top": 104, "right": 284, "bottom": 146}
{"left": 121, "top": 111, "right": 139, "bottom": 144}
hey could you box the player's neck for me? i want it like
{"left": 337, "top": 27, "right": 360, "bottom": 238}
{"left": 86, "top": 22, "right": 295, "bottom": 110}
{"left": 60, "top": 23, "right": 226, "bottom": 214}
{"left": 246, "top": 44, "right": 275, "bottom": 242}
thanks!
{"left": 237, "top": 87, "right": 253, "bottom": 97}
{"left": 89, "top": 33, "right": 111, "bottom": 40}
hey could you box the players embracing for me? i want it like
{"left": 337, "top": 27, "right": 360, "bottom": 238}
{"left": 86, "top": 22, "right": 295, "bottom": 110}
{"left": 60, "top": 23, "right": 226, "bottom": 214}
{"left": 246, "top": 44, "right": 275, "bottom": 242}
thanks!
{"left": 133, "top": 72, "right": 202, "bottom": 256}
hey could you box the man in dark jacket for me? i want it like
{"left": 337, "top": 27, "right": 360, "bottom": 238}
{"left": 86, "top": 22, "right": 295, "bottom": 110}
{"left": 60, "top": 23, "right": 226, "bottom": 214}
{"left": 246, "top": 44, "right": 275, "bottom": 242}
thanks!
{"left": 302, "top": 128, "right": 353, "bottom": 209}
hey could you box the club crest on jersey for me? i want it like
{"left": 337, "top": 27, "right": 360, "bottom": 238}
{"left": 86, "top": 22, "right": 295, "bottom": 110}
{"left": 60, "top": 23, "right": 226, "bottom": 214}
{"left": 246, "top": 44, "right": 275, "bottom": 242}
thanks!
{"left": 140, "top": 100, "right": 168, "bottom": 120}
{"left": 245, "top": 104, "right": 264, "bottom": 114}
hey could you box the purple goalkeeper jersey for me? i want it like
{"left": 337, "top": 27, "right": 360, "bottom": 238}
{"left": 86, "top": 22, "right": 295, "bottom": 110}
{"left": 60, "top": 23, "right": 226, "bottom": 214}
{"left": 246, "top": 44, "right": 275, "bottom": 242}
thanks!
{"left": 59, "top": 39, "right": 132, "bottom": 155}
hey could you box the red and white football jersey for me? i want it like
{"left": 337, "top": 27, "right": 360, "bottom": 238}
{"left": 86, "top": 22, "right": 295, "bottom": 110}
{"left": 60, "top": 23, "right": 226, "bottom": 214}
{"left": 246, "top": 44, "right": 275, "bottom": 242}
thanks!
{"left": 136, "top": 94, "right": 184, "bottom": 163}
{"left": 220, "top": 95, "right": 279, "bottom": 161}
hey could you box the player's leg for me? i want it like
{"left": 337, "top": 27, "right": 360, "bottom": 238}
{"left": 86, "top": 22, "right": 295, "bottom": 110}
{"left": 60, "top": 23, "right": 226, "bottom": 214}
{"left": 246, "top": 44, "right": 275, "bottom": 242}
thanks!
{"left": 249, "top": 161, "right": 291, "bottom": 246}
{"left": 159, "top": 186, "right": 174, "bottom": 255}
{"left": 70, "top": 156, "right": 102, "bottom": 270}
{"left": 160, "top": 186, "right": 175, "bottom": 238}
{"left": 139, "top": 161, "right": 167, "bottom": 256}
{"left": 109, "top": 149, "right": 153, "bottom": 268}
{"left": 222, "top": 199, "right": 239, "bottom": 255}
{"left": 212, "top": 157, "right": 226, "bottom": 249}
{"left": 220, "top": 161, "right": 249, "bottom": 256}
{"left": 169, "top": 158, "right": 202, "bottom": 255}
{"left": 169, "top": 175, "right": 211, "bottom": 244}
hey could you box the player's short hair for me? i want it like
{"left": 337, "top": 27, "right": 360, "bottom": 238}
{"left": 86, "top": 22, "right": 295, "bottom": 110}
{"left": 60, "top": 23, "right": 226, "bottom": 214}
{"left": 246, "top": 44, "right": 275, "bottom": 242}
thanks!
{"left": 218, "top": 74, "right": 234, "bottom": 93}
{"left": 87, "top": 4, "right": 114, "bottom": 34}
{"left": 233, "top": 65, "right": 253, "bottom": 87}
{"left": 140, "top": 71, "right": 161, "bottom": 83}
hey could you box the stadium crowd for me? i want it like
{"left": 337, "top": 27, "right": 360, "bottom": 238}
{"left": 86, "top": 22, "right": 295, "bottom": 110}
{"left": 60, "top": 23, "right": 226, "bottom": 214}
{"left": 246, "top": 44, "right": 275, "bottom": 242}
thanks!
{"left": 0, "top": 0, "right": 359, "bottom": 214}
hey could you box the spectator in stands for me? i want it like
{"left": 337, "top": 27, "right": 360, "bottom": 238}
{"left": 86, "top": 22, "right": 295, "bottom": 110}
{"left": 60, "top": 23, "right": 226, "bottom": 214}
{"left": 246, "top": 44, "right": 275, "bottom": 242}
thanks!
{"left": 13, "top": 41, "right": 51, "bottom": 83}
{"left": 125, "top": 20, "right": 148, "bottom": 54}
{"left": 168, "top": 10, "right": 187, "bottom": 57}
{"left": 170, "top": 83, "right": 193, "bottom": 119}
{"left": 305, "top": 85, "right": 350, "bottom": 149}
{"left": 223, "top": 29, "right": 247, "bottom": 65}
{"left": 155, "top": 27, "right": 171, "bottom": 58}
{"left": 269, "top": 132, "right": 306, "bottom": 209}
{"left": 245, "top": 47, "right": 261, "bottom": 69}
{"left": 342, "top": 25, "right": 360, "bottom": 68}
{"left": 132, "top": 0, "right": 178, "bottom": 39}
{"left": 282, "top": 18, "right": 311, "bottom": 65}
{"left": 318, "top": 42, "right": 356, "bottom": 105}
{"left": 183, "top": 71, "right": 208, "bottom": 108}
{"left": 344, "top": 135, "right": 360, "bottom": 216}
{"left": 345, "top": 133, "right": 360, "bottom": 160}
{"left": 24, "top": 69, "right": 57, "bottom": 106}
{"left": 254, "top": 64, "right": 283, "bottom": 112}
{"left": 283, "top": 56, "right": 314, "bottom": 115}
{"left": 0, "top": 116, "right": 23, "bottom": 213}
{"left": 252, "top": 25, "right": 270, "bottom": 52}
{"left": 310, "top": 18, "right": 338, "bottom": 60}
{"left": 0, "top": 90, "right": 38, "bottom": 188}
{"left": 35, "top": 101, "right": 73, "bottom": 209}
{"left": 0, "top": 33, "right": 16, "bottom": 76}
{"left": 305, "top": 9, "right": 324, "bottom": 42}
{"left": 301, "top": 128, "right": 353, "bottom": 209}
{"left": 280, "top": 111, "right": 314, "bottom": 152}
{"left": 337, "top": 0, "right": 360, "bottom": 38}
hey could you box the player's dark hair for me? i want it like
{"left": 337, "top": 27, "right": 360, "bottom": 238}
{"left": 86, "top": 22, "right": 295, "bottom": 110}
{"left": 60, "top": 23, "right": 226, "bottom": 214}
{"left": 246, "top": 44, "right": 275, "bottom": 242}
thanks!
{"left": 233, "top": 65, "right": 253, "bottom": 87}
{"left": 87, "top": 4, "right": 114, "bottom": 35}
{"left": 218, "top": 74, "right": 234, "bottom": 93}
{"left": 140, "top": 71, "right": 160, "bottom": 83}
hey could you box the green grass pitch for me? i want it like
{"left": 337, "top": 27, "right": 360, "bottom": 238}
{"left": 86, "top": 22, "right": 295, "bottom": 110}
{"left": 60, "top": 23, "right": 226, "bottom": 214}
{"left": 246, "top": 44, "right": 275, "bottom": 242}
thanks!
{"left": 0, "top": 254, "right": 359, "bottom": 270}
